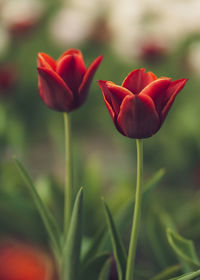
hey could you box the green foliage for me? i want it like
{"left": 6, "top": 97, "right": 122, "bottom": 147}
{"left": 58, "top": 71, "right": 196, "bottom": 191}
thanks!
{"left": 103, "top": 200, "right": 127, "bottom": 280}
{"left": 169, "top": 269, "right": 200, "bottom": 280}
{"left": 167, "top": 229, "right": 200, "bottom": 271}
{"left": 151, "top": 265, "right": 181, "bottom": 280}
{"left": 81, "top": 252, "right": 110, "bottom": 280}
{"left": 82, "top": 229, "right": 105, "bottom": 265}
{"left": 98, "top": 257, "right": 112, "bottom": 280}
{"left": 63, "top": 188, "right": 83, "bottom": 280}
{"left": 13, "top": 157, "right": 62, "bottom": 255}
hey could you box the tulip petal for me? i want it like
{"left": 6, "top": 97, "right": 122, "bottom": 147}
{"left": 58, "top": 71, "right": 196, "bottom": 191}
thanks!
{"left": 105, "top": 82, "right": 133, "bottom": 115}
{"left": 56, "top": 53, "right": 86, "bottom": 95}
{"left": 56, "top": 52, "right": 86, "bottom": 94}
{"left": 139, "top": 78, "right": 171, "bottom": 113}
{"left": 122, "top": 68, "right": 157, "bottom": 94}
{"left": 98, "top": 80, "right": 132, "bottom": 117}
{"left": 79, "top": 56, "right": 103, "bottom": 105}
{"left": 37, "top": 67, "right": 73, "bottom": 112}
{"left": 98, "top": 80, "right": 115, "bottom": 120}
{"left": 117, "top": 94, "right": 160, "bottom": 138}
{"left": 161, "top": 78, "right": 188, "bottom": 121}
{"left": 37, "top": 53, "right": 56, "bottom": 71}
{"left": 57, "top": 49, "right": 83, "bottom": 63}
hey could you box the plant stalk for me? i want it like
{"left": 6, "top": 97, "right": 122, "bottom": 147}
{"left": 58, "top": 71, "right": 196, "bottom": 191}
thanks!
{"left": 126, "top": 139, "right": 143, "bottom": 280}
{"left": 63, "top": 113, "right": 73, "bottom": 238}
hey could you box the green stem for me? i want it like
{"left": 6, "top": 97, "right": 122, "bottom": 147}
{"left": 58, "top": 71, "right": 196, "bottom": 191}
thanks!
{"left": 63, "top": 113, "right": 73, "bottom": 238}
{"left": 126, "top": 139, "right": 143, "bottom": 280}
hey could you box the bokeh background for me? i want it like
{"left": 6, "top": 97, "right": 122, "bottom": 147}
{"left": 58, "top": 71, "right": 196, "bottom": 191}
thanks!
{"left": 1, "top": 0, "right": 200, "bottom": 279}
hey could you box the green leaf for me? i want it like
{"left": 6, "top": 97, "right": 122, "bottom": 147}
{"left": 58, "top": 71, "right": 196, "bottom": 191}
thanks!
{"left": 82, "top": 228, "right": 105, "bottom": 264}
{"left": 63, "top": 187, "right": 83, "bottom": 280}
{"left": 143, "top": 168, "right": 165, "bottom": 198}
{"left": 13, "top": 157, "right": 62, "bottom": 255}
{"left": 167, "top": 229, "right": 200, "bottom": 270}
{"left": 81, "top": 252, "right": 110, "bottom": 280}
{"left": 102, "top": 168, "right": 165, "bottom": 252}
{"left": 169, "top": 269, "right": 200, "bottom": 280}
{"left": 98, "top": 257, "right": 112, "bottom": 280}
{"left": 150, "top": 264, "right": 181, "bottom": 280}
{"left": 146, "top": 208, "right": 177, "bottom": 269}
{"left": 103, "top": 200, "right": 126, "bottom": 280}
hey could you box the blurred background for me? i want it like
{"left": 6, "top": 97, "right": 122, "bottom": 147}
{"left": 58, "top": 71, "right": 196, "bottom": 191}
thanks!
{"left": 0, "top": 0, "right": 200, "bottom": 279}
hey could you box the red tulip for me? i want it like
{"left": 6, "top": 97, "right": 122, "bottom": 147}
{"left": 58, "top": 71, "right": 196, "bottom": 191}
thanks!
{"left": 0, "top": 240, "right": 56, "bottom": 280}
{"left": 0, "top": 64, "right": 18, "bottom": 94}
{"left": 98, "top": 68, "right": 187, "bottom": 139}
{"left": 37, "top": 49, "right": 103, "bottom": 112}
{"left": 8, "top": 19, "right": 38, "bottom": 37}
{"left": 139, "top": 42, "right": 166, "bottom": 63}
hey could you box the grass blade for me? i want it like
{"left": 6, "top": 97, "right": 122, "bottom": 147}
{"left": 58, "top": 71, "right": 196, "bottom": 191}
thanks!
{"left": 103, "top": 199, "right": 126, "bottom": 280}
{"left": 63, "top": 187, "right": 83, "bottom": 280}
{"left": 167, "top": 229, "right": 199, "bottom": 270}
{"left": 14, "top": 157, "right": 62, "bottom": 255}
{"left": 169, "top": 269, "right": 200, "bottom": 280}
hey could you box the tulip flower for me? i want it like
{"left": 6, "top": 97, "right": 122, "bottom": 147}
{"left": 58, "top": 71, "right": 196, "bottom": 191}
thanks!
{"left": 0, "top": 241, "right": 56, "bottom": 280}
{"left": 0, "top": 64, "right": 18, "bottom": 94}
{"left": 37, "top": 49, "right": 103, "bottom": 112}
{"left": 98, "top": 68, "right": 187, "bottom": 139}
{"left": 139, "top": 42, "right": 167, "bottom": 63}
{"left": 1, "top": 0, "right": 44, "bottom": 38}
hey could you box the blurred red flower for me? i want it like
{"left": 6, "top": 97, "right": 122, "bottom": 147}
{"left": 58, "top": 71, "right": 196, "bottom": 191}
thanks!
{"left": 8, "top": 19, "right": 38, "bottom": 38}
{"left": 139, "top": 42, "right": 167, "bottom": 63}
{"left": 98, "top": 68, "right": 187, "bottom": 139}
{"left": 37, "top": 49, "right": 103, "bottom": 112}
{"left": 0, "top": 240, "right": 56, "bottom": 280}
{"left": 0, "top": 64, "right": 18, "bottom": 94}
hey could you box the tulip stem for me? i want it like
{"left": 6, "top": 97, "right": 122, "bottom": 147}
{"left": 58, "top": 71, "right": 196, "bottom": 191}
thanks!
{"left": 126, "top": 139, "right": 143, "bottom": 280}
{"left": 63, "top": 113, "right": 73, "bottom": 238}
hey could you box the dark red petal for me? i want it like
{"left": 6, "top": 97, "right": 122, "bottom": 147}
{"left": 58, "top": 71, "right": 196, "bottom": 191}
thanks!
{"left": 37, "top": 67, "right": 73, "bottom": 112}
{"left": 98, "top": 80, "right": 115, "bottom": 120}
{"left": 139, "top": 78, "right": 171, "bottom": 113}
{"left": 117, "top": 94, "right": 160, "bottom": 138}
{"left": 56, "top": 53, "right": 86, "bottom": 94}
{"left": 106, "top": 82, "right": 133, "bottom": 115}
{"left": 57, "top": 49, "right": 83, "bottom": 63}
{"left": 161, "top": 78, "right": 188, "bottom": 121}
{"left": 79, "top": 56, "right": 103, "bottom": 105}
{"left": 122, "top": 68, "right": 157, "bottom": 94}
{"left": 37, "top": 53, "right": 56, "bottom": 71}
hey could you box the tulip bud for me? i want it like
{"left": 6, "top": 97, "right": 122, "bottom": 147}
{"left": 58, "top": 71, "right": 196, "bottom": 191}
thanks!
{"left": 37, "top": 49, "right": 103, "bottom": 112}
{"left": 98, "top": 68, "right": 187, "bottom": 139}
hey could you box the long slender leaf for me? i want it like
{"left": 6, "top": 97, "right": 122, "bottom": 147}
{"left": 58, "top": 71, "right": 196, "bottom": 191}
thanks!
{"left": 97, "top": 169, "right": 165, "bottom": 253}
{"left": 150, "top": 264, "right": 181, "bottom": 280}
{"left": 14, "top": 157, "right": 62, "bottom": 255}
{"left": 103, "top": 200, "right": 126, "bottom": 280}
{"left": 81, "top": 252, "right": 110, "bottom": 280}
{"left": 146, "top": 208, "right": 177, "bottom": 269}
{"left": 98, "top": 257, "right": 112, "bottom": 280}
{"left": 167, "top": 229, "right": 200, "bottom": 270}
{"left": 82, "top": 228, "right": 105, "bottom": 264}
{"left": 169, "top": 269, "right": 200, "bottom": 280}
{"left": 143, "top": 168, "right": 165, "bottom": 198}
{"left": 63, "top": 187, "right": 83, "bottom": 280}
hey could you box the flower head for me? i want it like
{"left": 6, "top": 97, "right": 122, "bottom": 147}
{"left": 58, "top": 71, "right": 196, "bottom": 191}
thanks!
{"left": 0, "top": 63, "right": 18, "bottom": 95}
{"left": 1, "top": 0, "right": 44, "bottom": 38}
{"left": 0, "top": 240, "right": 56, "bottom": 280}
{"left": 98, "top": 68, "right": 187, "bottom": 139}
{"left": 37, "top": 49, "right": 103, "bottom": 112}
